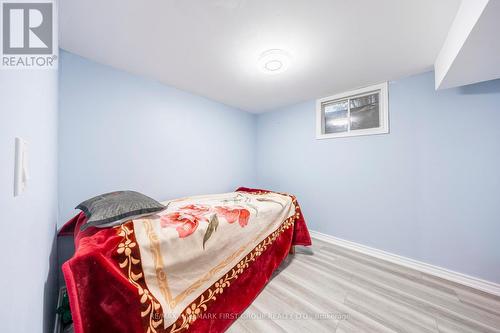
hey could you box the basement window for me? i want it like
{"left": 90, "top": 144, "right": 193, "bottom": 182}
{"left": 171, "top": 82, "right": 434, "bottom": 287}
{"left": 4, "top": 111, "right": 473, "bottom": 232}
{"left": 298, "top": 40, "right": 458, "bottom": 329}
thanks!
{"left": 316, "top": 82, "right": 389, "bottom": 139}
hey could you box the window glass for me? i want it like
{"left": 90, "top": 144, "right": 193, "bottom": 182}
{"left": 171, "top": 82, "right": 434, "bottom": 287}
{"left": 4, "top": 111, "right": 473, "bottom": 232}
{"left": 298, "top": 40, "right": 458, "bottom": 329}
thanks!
{"left": 323, "top": 100, "right": 348, "bottom": 134}
{"left": 349, "top": 93, "right": 380, "bottom": 130}
{"left": 316, "top": 83, "right": 388, "bottom": 139}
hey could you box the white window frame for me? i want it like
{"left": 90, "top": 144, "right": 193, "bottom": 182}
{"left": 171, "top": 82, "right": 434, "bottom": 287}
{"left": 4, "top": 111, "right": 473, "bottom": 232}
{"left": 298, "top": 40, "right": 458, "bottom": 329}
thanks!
{"left": 316, "top": 82, "right": 389, "bottom": 139}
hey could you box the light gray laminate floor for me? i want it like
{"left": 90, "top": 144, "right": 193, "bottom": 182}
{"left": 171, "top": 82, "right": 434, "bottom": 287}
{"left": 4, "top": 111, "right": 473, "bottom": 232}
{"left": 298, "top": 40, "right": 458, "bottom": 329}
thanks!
{"left": 228, "top": 237, "right": 500, "bottom": 333}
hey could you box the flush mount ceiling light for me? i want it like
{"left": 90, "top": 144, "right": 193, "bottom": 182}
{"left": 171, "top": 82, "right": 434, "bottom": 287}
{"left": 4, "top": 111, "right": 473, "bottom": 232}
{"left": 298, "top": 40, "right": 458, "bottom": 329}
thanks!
{"left": 258, "top": 49, "right": 291, "bottom": 75}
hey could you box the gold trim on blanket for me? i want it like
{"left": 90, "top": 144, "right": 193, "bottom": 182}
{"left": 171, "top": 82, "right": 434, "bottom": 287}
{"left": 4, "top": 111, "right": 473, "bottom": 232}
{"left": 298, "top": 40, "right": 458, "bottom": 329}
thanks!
{"left": 117, "top": 191, "right": 301, "bottom": 333}
{"left": 144, "top": 192, "right": 298, "bottom": 311}
{"left": 168, "top": 210, "right": 297, "bottom": 332}
{"left": 116, "top": 224, "right": 164, "bottom": 333}
{"left": 144, "top": 217, "right": 273, "bottom": 309}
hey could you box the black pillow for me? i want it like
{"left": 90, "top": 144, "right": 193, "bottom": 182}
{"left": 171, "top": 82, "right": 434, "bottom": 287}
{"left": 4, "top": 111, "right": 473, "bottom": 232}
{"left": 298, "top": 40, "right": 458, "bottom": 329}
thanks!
{"left": 76, "top": 191, "right": 165, "bottom": 231}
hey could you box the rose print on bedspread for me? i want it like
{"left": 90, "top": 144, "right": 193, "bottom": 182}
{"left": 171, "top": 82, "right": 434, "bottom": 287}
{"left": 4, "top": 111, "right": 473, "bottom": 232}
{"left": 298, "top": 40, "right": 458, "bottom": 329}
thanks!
{"left": 160, "top": 204, "right": 251, "bottom": 247}
{"left": 160, "top": 204, "right": 211, "bottom": 238}
{"left": 215, "top": 206, "right": 250, "bottom": 227}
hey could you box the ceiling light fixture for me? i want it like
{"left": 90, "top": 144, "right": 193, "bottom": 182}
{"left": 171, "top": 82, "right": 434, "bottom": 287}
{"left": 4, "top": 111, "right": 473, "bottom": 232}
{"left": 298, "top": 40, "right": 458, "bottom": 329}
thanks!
{"left": 258, "top": 49, "right": 291, "bottom": 75}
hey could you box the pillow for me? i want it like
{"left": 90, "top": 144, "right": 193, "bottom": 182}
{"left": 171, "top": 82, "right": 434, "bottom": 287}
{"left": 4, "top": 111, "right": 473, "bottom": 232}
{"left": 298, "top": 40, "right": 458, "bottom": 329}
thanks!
{"left": 76, "top": 191, "right": 165, "bottom": 231}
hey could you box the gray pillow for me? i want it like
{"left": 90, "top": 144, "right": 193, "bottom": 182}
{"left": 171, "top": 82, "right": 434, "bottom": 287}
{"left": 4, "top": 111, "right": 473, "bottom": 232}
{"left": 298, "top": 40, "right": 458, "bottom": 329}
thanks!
{"left": 76, "top": 191, "right": 165, "bottom": 231}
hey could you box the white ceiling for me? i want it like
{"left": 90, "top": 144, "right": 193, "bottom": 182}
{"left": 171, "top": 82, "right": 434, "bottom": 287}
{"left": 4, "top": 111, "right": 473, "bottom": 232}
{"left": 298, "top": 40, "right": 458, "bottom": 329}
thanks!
{"left": 60, "top": 0, "right": 460, "bottom": 112}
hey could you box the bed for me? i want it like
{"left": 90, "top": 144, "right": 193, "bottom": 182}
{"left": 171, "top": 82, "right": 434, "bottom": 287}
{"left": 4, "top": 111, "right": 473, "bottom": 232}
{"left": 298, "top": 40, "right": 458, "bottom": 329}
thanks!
{"left": 60, "top": 187, "right": 311, "bottom": 333}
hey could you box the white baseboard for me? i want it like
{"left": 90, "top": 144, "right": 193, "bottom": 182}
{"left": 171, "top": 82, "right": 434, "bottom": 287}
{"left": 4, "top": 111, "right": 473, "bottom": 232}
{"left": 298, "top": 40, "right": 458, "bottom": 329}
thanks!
{"left": 310, "top": 230, "right": 500, "bottom": 297}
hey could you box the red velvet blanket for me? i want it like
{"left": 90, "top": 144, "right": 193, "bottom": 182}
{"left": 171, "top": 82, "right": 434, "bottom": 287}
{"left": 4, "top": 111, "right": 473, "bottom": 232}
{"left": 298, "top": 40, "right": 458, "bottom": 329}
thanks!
{"left": 61, "top": 188, "right": 311, "bottom": 333}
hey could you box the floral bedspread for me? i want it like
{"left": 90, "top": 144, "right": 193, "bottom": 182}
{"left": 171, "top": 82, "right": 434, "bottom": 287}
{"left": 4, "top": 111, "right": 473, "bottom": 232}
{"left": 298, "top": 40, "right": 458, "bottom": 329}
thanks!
{"left": 61, "top": 188, "right": 311, "bottom": 333}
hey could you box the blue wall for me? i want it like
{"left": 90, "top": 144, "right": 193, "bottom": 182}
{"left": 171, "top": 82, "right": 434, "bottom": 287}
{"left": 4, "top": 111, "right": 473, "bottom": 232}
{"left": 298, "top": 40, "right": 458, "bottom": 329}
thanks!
{"left": 0, "top": 68, "right": 58, "bottom": 330}
{"left": 58, "top": 51, "right": 257, "bottom": 224}
{"left": 256, "top": 71, "right": 500, "bottom": 283}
